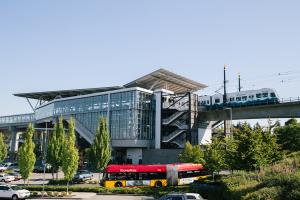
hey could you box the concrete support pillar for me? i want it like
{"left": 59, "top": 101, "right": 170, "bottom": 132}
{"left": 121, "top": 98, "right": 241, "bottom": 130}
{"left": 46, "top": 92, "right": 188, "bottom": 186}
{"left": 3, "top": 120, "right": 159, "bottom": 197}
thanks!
{"left": 154, "top": 91, "right": 162, "bottom": 149}
{"left": 224, "top": 120, "right": 232, "bottom": 136}
{"left": 198, "top": 122, "right": 212, "bottom": 145}
{"left": 9, "top": 127, "right": 20, "bottom": 160}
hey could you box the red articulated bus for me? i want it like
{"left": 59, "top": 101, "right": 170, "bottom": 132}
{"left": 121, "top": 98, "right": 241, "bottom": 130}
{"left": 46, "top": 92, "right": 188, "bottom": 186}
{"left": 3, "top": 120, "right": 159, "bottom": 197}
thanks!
{"left": 102, "top": 163, "right": 208, "bottom": 188}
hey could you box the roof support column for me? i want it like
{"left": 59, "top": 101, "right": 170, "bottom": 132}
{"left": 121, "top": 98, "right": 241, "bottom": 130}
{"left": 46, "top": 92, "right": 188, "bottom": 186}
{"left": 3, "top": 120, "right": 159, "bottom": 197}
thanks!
{"left": 154, "top": 90, "right": 162, "bottom": 149}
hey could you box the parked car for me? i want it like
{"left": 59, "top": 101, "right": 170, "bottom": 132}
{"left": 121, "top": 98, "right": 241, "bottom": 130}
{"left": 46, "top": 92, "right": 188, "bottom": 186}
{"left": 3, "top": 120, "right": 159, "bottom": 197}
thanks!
{"left": 73, "top": 170, "right": 93, "bottom": 182}
{"left": 158, "top": 193, "right": 206, "bottom": 200}
{"left": 0, "top": 174, "right": 15, "bottom": 183}
{"left": 8, "top": 172, "right": 21, "bottom": 181}
{"left": 0, "top": 184, "right": 30, "bottom": 200}
{"left": 0, "top": 164, "right": 8, "bottom": 172}
{"left": 7, "top": 163, "right": 20, "bottom": 172}
{"left": 33, "top": 164, "right": 52, "bottom": 173}
{"left": 185, "top": 193, "right": 206, "bottom": 200}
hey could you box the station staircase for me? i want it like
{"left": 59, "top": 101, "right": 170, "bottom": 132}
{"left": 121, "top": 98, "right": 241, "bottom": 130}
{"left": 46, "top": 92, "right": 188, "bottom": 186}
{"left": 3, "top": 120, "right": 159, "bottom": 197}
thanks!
{"left": 65, "top": 116, "right": 94, "bottom": 144}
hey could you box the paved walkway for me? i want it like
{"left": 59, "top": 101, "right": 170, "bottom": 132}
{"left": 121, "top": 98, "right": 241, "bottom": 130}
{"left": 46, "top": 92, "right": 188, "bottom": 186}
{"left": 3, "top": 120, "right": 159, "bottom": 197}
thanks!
{"left": 28, "top": 193, "right": 154, "bottom": 200}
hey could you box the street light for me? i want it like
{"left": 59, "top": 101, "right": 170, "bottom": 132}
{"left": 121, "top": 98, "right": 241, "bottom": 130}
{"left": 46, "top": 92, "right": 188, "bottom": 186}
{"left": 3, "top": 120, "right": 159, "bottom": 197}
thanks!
{"left": 42, "top": 121, "right": 50, "bottom": 197}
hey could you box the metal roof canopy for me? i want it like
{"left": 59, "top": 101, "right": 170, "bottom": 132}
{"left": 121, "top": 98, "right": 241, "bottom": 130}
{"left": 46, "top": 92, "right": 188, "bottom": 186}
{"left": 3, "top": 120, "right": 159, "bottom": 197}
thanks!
{"left": 14, "top": 86, "right": 123, "bottom": 101}
{"left": 124, "top": 68, "right": 207, "bottom": 93}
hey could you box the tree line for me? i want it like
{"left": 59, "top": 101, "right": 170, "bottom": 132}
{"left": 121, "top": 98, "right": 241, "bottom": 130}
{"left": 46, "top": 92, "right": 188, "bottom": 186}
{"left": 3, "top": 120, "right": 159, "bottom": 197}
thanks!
{"left": 179, "top": 119, "right": 300, "bottom": 174}
{"left": 0, "top": 116, "right": 111, "bottom": 193}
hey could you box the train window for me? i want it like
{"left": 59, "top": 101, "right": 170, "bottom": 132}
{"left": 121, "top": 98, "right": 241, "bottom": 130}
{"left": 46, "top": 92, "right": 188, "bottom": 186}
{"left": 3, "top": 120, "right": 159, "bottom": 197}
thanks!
{"left": 249, "top": 95, "right": 254, "bottom": 99}
{"left": 229, "top": 97, "right": 235, "bottom": 102}
{"left": 263, "top": 93, "right": 268, "bottom": 98}
{"left": 270, "top": 93, "right": 276, "bottom": 98}
{"left": 242, "top": 96, "right": 247, "bottom": 101}
{"left": 236, "top": 97, "right": 241, "bottom": 101}
{"left": 207, "top": 100, "right": 209, "bottom": 104}
{"left": 215, "top": 99, "right": 220, "bottom": 103}
{"left": 256, "top": 94, "right": 262, "bottom": 98}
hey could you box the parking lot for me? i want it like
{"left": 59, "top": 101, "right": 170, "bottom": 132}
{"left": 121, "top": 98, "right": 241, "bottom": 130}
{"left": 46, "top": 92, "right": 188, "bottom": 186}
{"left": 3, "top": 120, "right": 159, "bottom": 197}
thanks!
{"left": 10, "top": 172, "right": 101, "bottom": 186}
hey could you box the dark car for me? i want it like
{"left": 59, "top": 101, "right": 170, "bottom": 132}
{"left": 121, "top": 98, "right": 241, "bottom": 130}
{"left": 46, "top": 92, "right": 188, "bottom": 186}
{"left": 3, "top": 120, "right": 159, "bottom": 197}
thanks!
{"left": 33, "top": 164, "right": 53, "bottom": 173}
{"left": 7, "top": 163, "right": 20, "bottom": 172}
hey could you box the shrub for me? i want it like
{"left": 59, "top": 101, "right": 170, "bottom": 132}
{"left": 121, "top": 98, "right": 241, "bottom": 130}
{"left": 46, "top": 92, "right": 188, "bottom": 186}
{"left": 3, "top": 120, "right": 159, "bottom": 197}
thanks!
{"left": 31, "top": 191, "right": 38, "bottom": 197}
{"left": 242, "top": 187, "right": 281, "bottom": 200}
{"left": 47, "top": 191, "right": 54, "bottom": 197}
{"left": 53, "top": 191, "right": 59, "bottom": 197}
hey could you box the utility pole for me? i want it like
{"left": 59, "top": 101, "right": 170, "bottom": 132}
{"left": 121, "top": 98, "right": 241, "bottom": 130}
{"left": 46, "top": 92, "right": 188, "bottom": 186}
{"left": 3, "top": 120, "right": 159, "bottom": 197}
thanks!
{"left": 223, "top": 64, "right": 227, "bottom": 104}
{"left": 238, "top": 73, "right": 241, "bottom": 92}
{"left": 223, "top": 65, "right": 230, "bottom": 136}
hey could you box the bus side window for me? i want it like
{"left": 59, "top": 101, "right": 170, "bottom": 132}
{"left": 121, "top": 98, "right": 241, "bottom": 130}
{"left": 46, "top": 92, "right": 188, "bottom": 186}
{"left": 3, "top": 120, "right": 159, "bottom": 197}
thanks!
{"left": 149, "top": 172, "right": 166, "bottom": 179}
{"left": 126, "top": 173, "right": 137, "bottom": 180}
{"left": 138, "top": 173, "right": 149, "bottom": 180}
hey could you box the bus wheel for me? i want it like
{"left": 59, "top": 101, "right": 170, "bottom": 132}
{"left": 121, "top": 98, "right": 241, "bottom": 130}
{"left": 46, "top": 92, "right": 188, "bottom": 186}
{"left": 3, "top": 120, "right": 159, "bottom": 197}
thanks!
{"left": 154, "top": 181, "right": 162, "bottom": 188}
{"left": 115, "top": 182, "right": 123, "bottom": 188}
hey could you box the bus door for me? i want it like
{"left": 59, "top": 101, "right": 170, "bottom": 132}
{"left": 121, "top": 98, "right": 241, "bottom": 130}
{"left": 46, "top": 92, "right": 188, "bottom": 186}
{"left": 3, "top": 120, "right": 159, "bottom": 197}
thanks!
{"left": 166, "top": 165, "right": 178, "bottom": 186}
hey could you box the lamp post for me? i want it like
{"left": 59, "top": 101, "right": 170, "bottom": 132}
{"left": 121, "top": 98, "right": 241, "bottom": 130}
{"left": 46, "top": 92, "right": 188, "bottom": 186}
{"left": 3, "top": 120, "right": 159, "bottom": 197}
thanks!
{"left": 42, "top": 121, "right": 49, "bottom": 197}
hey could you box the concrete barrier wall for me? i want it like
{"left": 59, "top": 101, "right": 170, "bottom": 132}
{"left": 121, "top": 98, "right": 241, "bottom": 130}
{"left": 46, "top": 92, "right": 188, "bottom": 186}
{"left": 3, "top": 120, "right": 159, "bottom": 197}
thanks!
{"left": 142, "top": 149, "right": 182, "bottom": 164}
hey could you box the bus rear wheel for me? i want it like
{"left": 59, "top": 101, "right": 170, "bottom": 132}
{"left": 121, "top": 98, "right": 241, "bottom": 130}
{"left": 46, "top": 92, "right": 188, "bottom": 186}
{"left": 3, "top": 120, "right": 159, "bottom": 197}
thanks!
{"left": 115, "top": 182, "right": 123, "bottom": 188}
{"left": 154, "top": 181, "right": 162, "bottom": 188}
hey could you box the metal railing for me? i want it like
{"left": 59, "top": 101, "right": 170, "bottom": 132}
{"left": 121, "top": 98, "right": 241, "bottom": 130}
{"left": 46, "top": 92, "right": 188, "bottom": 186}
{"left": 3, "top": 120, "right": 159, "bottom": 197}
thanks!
{"left": 279, "top": 97, "right": 300, "bottom": 103}
{"left": 162, "top": 129, "right": 185, "bottom": 143}
{"left": 162, "top": 111, "right": 186, "bottom": 125}
{"left": 0, "top": 113, "right": 35, "bottom": 125}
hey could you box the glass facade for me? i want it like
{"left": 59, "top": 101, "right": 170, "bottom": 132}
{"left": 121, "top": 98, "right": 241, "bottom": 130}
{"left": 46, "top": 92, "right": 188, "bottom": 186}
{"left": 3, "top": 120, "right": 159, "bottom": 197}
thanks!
{"left": 35, "top": 88, "right": 154, "bottom": 141}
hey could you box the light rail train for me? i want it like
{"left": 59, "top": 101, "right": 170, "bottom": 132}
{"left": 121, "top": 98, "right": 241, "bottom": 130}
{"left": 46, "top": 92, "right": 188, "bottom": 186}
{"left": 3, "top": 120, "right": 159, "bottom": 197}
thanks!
{"left": 199, "top": 88, "right": 280, "bottom": 109}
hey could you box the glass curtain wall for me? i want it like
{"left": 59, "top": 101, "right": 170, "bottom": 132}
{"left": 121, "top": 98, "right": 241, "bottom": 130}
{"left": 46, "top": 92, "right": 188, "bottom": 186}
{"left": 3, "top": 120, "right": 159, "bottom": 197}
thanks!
{"left": 110, "top": 90, "right": 153, "bottom": 140}
{"left": 35, "top": 89, "right": 154, "bottom": 141}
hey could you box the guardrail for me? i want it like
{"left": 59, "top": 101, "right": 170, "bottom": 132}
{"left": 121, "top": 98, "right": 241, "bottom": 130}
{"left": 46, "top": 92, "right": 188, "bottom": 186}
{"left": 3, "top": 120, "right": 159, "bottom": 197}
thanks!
{"left": 0, "top": 113, "right": 35, "bottom": 125}
{"left": 279, "top": 97, "right": 300, "bottom": 103}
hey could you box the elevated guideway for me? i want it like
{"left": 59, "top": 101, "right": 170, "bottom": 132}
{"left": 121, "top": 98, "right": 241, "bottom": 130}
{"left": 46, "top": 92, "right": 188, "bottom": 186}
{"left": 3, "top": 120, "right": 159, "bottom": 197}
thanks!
{"left": 198, "top": 98, "right": 300, "bottom": 121}
{"left": 0, "top": 113, "right": 35, "bottom": 128}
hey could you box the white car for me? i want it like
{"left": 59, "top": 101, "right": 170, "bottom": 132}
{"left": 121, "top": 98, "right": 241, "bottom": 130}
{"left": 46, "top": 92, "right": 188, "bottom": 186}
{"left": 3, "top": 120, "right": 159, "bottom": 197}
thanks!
{"left": 0, "top": 174, "right": 15, "bottom": 182}
{"left": 0, "top": 164, "right": 8, "bottom": 172}
{"left": 0, "top": 184, "right": 30, "bottom": 200}
{"left": 158, "top": 193, "right": 206, "bottom": 200}
{"left": 185, "top": 193, "right": 206, "bottom": 200}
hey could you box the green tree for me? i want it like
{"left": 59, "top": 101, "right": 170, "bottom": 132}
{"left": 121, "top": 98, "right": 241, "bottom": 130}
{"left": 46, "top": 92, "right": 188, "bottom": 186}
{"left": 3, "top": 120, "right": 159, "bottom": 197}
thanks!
{"left": 62, "top": 117, "right": 79, "bottom": 194}
{"left": 179, "top": 142, "right": 205, "bottom": 164}
{"left": 0, "top": 132, "right": 7, "bottom": 163}
{"left": 224, "top": 136, "right": 238, "bottom": 172}
{"left": 46, "top": 117, "right": 66, "bottom": 179}
{"left": 232, "top": 122, "right": 281, "bottom": 171}
{"left": 204, "top": 138, "right": 226, "bottom": 178}
{"left": 275, "top": 119, "right": 300, "bottom": 152}
{"left": 18, "top": 123, "right": 36, "bottom": 184}
{"left": 89, "top": 117, "right": 111, "bottom": 181}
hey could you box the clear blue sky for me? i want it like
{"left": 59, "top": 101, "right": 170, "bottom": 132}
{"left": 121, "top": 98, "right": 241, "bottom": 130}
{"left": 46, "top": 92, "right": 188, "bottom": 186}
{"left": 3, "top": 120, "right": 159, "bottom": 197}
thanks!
{"left": 1, "top": 1, "right": 300, "bottom": 117}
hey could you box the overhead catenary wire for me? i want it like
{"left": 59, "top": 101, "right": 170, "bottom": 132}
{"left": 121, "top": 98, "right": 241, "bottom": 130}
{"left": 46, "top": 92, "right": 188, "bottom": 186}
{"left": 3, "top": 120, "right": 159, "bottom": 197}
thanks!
{"left": 204, "top": 68, "right": 300, "bottom": 95}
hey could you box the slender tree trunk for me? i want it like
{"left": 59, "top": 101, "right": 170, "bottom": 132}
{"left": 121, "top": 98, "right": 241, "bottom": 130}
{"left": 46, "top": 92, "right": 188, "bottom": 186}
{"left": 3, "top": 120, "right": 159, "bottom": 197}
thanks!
{"left": 99, "top": 172, "right": 101, "bottom": 185}
{"left": 52, "top": 169, "right": 54, "bottom": 179}
{"left": 67, "top": 181, "right": 69, "bottom": 195}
